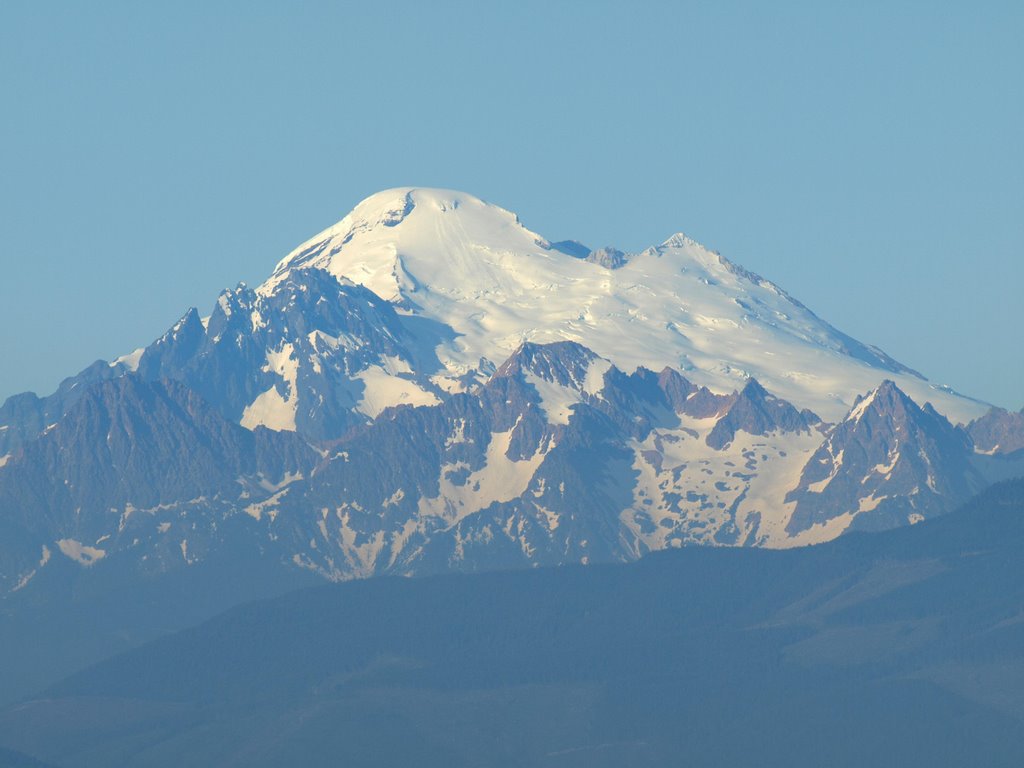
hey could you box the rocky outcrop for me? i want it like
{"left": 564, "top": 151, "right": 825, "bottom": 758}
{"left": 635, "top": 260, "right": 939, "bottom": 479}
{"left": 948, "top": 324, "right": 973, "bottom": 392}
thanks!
{"left": 0, "top": 377, "right": 317, "bottom": 589}
{"left": 706, "top": 378, "right": 820, "bottom": 450}
{"left": 786, "top": 381, "right": 983, "bottom": 534}
{"left": 967, "top": 406, "right": 1024, "bottom": 455}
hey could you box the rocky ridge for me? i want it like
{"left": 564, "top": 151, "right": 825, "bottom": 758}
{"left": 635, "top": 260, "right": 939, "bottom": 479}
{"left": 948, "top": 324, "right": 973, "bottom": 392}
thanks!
{"left": 0, "top": 188, "right": 1020, "bottom": 596}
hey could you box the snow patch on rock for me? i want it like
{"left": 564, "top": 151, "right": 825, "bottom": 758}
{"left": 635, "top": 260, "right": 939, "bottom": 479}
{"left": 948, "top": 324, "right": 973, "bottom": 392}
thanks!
{"left": 57, "top": 538, "right": 106, "bottom": 566}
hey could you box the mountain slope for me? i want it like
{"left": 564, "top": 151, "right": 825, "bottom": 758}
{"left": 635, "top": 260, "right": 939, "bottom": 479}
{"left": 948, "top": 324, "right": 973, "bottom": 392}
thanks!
{"left": 1, "top": 366, "right": 1014, "bottom": 709}
{"left": 0, "top": 377, "right": 318, "bottom": 594}
{"left": 2, "top": 352, "right": 1016, "bottom": 606}
{"left": 785, "top": 380, "right": 986, "bottom": 534}
{"left": 968, "top": 406, "right": 1024, "bottom": 454}
{"left": 260, "top": 187, "right": 980, "bottom": 424}
{"left": 4, "top": 479, "right": 1023, "bottom": 768}
{"left": 0, "top": 188, "right": 1019, "bottom": 709}
{"left": 0, "top": 188, "right": 987, "bottom": 461}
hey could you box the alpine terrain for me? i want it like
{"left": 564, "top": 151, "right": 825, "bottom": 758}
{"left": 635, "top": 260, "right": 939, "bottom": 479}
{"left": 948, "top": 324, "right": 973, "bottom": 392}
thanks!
{"left": 1, "top": 188, "right": 1022, "bottom": 700}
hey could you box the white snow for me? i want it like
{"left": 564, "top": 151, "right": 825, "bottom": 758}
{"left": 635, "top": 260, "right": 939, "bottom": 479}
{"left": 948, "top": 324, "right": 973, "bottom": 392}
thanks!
{"left": 10, "top": 546, "right": 51, "bottom": 593}
{"left": 417, "top": 419, "right": 548, "bottom": 525}
{"left": 254, "top": 471, "right": 303, "bottom": 493}
{"left": 267, "top": 343, "right": 300, "bottom": 391}
{"left": 241, "top": 386, "right": 295, "bottom": 431}
{"left": 582, "top": 357, "right": 613, "bottom": 395}
{"left": 240, "top": 343, "right": 300, "bottom": 431}
{"left": 355, "top": 358, "right": 441, "bottom": 418}
{"left": 872, "top": 447, "right": 900, "bottom": 478}
{"left": 537, "top": 505, "right": 560, "bottom": 531}
{"left": 857, "top": 493, "right": 888, "bottom": 512}
{"left": 382, "top": 489, "right": 405, "bottom": 508}
{"left": 56, "top": 538, "right": 106, "bottom": 566}
{"left": 112, "top": 347, "right": 145, "bottom": 372}
{"left": 848, "top": 389, "right": 878, "bottom": 423}
{"left": 387, "top": 518, "right": 422, "bottom": 568}
{"left": 783, "top": 511, "right": 857, "bottom": 548}
{"left": 244, "top": 486, "right": 291, "bottom": 521}
{"left": 524, "top": 373, "right": 578, "bottom": 425}
{"left": 331, "top": 510, "right": 387, "bottom": 577}
{"left": 524, "top": 356, "right": 612, "bottom": 426}
{"left": 624, "top": 416, "right": 823, "bottom": 550}
{"left": 806, "top": 448, "right": 844, "bottom": 493}
{"left": 258, "top": 187, "right": 986, "bottom": 424}
{"left": 445, "top": 419, "right": 471, "bottom": 447}
{"left": 11, "top": 572, "right": 33, "bottom": 592}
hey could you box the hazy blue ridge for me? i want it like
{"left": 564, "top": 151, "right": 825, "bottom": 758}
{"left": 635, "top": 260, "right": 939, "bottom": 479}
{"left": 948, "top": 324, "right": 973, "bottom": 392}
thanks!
{"left": 2, "top": 479, "right": 1022, "bottom": 768}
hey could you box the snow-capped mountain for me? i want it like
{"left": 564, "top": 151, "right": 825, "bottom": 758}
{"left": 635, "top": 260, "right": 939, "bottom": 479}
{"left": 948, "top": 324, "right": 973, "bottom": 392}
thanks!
{"left": 258, "top": 187, "right": 981, "bottom": 424}
{"left": 0, "top": 187, "right": 987, "bottom": 462}
{"left": 967, "top": 406, "right": 1024, "bottom": 455}
{"left": 786, "top": 381, "right": 984, "bottom": 535}
{"left": 0, "top": 187, "right": 1020, "bottom": 602}
{"left": 3, "top": 187, "right": 1023, "bottom": 704}
{"left": 133, "top": 268, "right": 442, "bottom": 438}
{"left": 0, "top": 377, "right": 318, "bottom": 588}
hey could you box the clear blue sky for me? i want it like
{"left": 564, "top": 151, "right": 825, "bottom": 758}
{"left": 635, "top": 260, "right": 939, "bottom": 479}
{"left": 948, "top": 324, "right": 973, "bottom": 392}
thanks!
{"left": 1, "top": 1, "right": 1021, "bottom": 411}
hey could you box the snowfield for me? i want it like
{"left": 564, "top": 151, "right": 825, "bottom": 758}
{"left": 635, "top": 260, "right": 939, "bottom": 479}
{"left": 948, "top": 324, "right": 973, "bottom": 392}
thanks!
{"left": 260, "top": 187, "right": 986, "bottom": 424}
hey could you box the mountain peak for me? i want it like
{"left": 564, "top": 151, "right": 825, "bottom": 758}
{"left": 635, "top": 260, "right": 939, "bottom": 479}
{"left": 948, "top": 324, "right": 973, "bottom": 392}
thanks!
{"left": 493, "top": 341, "right": 601, "bottom": 385}
{"left": 706, "top": 377, "right": 818, "bottom": 449}
{"left": 787, "top": 379, "right": 978, "bottom": 536}
{"left": 966, "top": 406, "right": 1024, "bottom": 455}
{"left": 268, "top": 187, "right": 531, "bottom": 277}
{"left": 260, "top": 187, "right": 547, "bottom": 302}
{"left": 660, "top": 232, "right": 706, "bottom": 250}
{"left": 848, "top": 379, "right": 918, "bottom": 423}
{"left": 347, "top": 187, "right": 506, "bottom": 225}
{"left": 224, "top": 190, "right": 983, "bottom": 425}
{"left": 740, "top": 377, "right": 770, "bottom": 398}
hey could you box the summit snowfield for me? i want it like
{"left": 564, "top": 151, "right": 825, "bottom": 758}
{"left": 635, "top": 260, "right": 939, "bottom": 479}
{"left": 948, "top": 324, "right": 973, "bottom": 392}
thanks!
{"left": 0, "top": 187, "right": 989, "bottom": 461}
{"left": 2, "top": 187, "right": 1022, "bottom": 701}
{"left": 260, "top": 187, "right": 982, "bottom": 425}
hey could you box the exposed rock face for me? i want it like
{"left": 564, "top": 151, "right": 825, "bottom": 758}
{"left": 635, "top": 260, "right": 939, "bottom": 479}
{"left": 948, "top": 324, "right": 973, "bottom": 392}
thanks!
{"left": 0, "top": 188, "right": 1017, "bottom": 628}
{"left": 706, "top": 378, "right": 820, "bottom": 450}
{"left": 585, "top": 246, "right": 628, "bottom": 269}
{"left": 2, "top": 345, "right": 1023, "bottom": 715}
{"left": 967, "top": 406, "right": 1024, "bottom": 455}
{"left": 492, "top": 341, "right": 601, "bottom": 389}
{"left": 547, "top": 239, "right": 591, "bottom": 259}
{"left": 4, "top": 355, "right": 1020, "bottom": 599}
{"left": 12, "top": 478, "right": 1024, "bottom": 768}
{"left": 2, "top": 187, "right": 1019, "bottom": 721}
{"left": 1, "top": 268, "right": 448, "bottom": 454}
{"left": 786, "top": 381, "right": 984, "bottom": 534}
{"left": 0, "top": 343, "right": 811, "bottom": 591}
{"left": 549, "top": 241, "right": 629, "bottom": 269}
{"left": 0, "top": 361, "right": 125, "bottom": 455}
{"left": 133, "top": 268, "right": 445, "bottom": 440}
{"left": 3, "top": 188, "right": 985, "bottom": 461}
{"left": 0, "top": 377, "right": 317, "bottom": 587}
